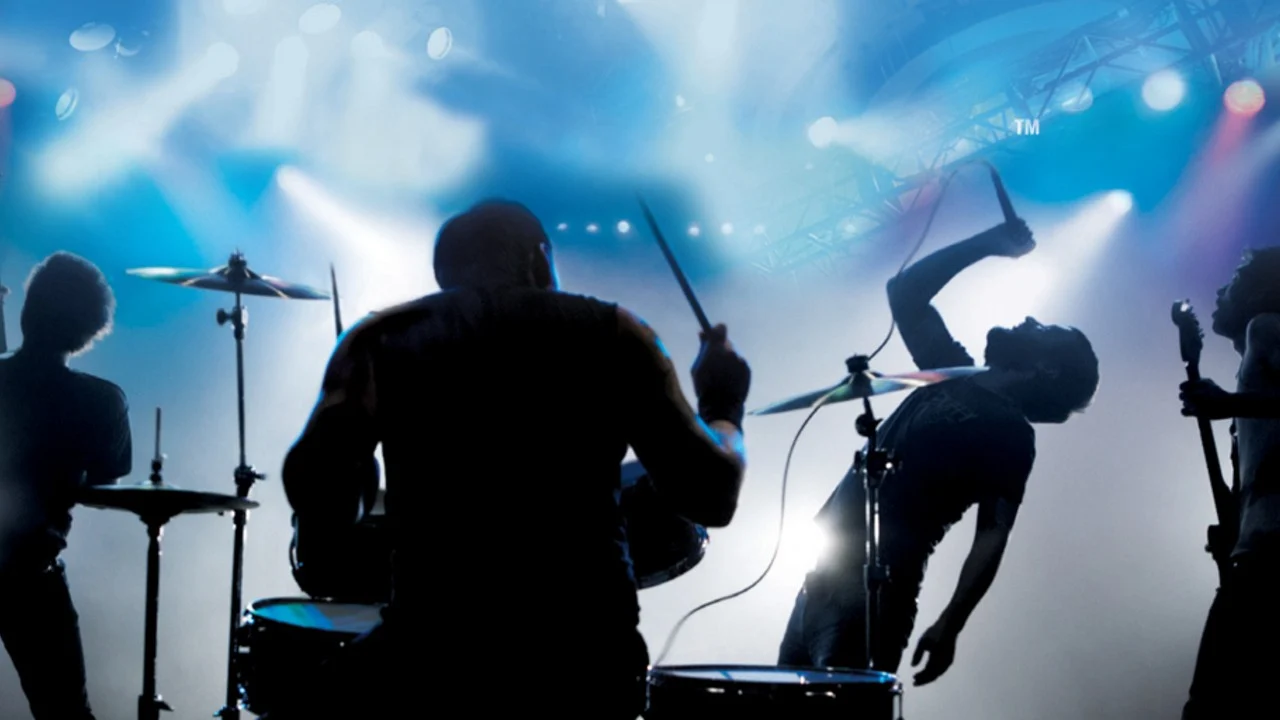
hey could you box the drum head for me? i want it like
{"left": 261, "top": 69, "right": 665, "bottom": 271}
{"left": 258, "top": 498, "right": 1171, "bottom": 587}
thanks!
{"left": 248, "top": 598, "right": 384, "bottom": 635}
{"left": 651, "top": 664, "right": 898, "bottom": 686}
{"left": 646, "top": 665, "right": 900, "bottom": 720}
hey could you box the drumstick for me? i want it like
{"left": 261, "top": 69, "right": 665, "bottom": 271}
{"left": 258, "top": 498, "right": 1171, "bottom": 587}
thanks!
{"left": 330, "top": 263, "right": 343, "bottom": 338}
{"left": 0, "top": 257, "right": 10, "bottom": 355}
{"left": 637, "top": 196, "right": 713, "bottom": 334}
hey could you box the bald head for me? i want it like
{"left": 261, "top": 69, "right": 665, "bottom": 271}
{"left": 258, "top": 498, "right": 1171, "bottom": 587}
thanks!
{"left": 433, "top": 199, "right": 558, "bottom": 291}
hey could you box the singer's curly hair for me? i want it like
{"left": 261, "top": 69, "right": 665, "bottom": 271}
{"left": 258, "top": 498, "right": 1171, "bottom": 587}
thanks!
{"left": 1236, "top": 246, "right": 1280, "bottom": 309}
{"left": 20, "top": 252, "right": 115, "bottom": 356}
{"left": 1215, "top": 245, "right": 1280, "bottom": 340}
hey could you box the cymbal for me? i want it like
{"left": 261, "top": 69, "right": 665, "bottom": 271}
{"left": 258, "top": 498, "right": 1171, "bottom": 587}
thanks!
{"left": 80, "top": 482, "right": 259, "bottom": 518}
{"left": 749, "top": 366, "right": 988, "bottom": 416}
{"left": 128, "top": 252, "right": 329, "bottom": 300}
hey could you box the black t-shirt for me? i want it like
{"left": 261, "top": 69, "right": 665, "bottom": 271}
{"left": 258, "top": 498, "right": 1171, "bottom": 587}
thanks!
{"left": 0, "top": 350, "right": 132, "bottom": 571}
{"left": 813, "top": 294, "right": 1036, "bottom": 592}
{"left": 283, "top": 287, "right": 742, "bottom": 648}
{"left": 815, "top": 378, "right": 1035, "bottom": 589}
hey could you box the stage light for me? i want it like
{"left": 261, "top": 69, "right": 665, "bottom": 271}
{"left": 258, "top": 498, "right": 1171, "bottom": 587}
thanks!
{"left": 222, "top": 0, "right": 263, "bottom": 14}
{"left": 675, "top": 95, "right": 686, "bottom": 108}
{"left": 704, "top": 153, "right": 715, "bottom": 163}
{"left": 1143, "top": 70, "right": 1185, "bottom": 111}
{"left": 55, "top": 88, "right": 78, "bottom": 119}
{"left": 1225, "top": 79, "right": 1265, "bottom": 116}
{"left": 427, "top": 27, "right": 453, "bottom": 60}
{"left": 779, "top": 520, "right": 832, "bottom": 575}
{"left": 299, "top": 4, "right": 341, "bottom": 35}
{"left": 351, "top": 30, "right": 386, "bottom": 59}
{"left": 204, "top": 43, "right": 241, "bottom": 79}
{"left": 556, "top": 223, "right": 568, "bottom": 231}
{"left": 1060, "top": 85, "right": 1094, "bottom": 113}
{"left": 1106, "top": 190, "right": 1134, "bottom": 214}
{"left": 617, "top": 220, "right": 631, "bottom": 233}
{"left": 808, "top": 116, "right": 838, "bottom": 148}
{"left": 0, "top": 79, "right": 15, "bottom": 109}
{"left": 721, "top": 222, "right": 733, "bottom": 235}
{"left": 69, "top": 23, "right": 115, "bottom": 52}
{"left": 586, "top": 223, "right": 599, "bottom": 233}
{"left": 688, "top": 224, "right": 701, "bottom": 237}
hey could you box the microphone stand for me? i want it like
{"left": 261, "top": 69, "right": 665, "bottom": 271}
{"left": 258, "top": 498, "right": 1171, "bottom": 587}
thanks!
{"left": 1, "top": 277, "right": 9, "bottom": 354}
{"left": 845, "top": 355, "right": 895, "bottom": 670}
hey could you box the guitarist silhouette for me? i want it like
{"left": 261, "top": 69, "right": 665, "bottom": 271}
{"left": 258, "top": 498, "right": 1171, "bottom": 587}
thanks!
{"left": 1178, "top": 246, "right": 1280, "bottom": 720}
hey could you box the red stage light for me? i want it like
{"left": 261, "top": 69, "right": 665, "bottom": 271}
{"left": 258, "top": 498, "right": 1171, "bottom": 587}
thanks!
{"left": 1225, "top": 79, "right": 1265, "bottom": 116}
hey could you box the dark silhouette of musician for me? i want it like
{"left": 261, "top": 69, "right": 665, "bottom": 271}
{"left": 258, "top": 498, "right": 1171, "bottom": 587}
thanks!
{"left": 778, "top": 221, "right": 1099, "bottom": 684}
{"left": 279, "top": 200, "right": 750, "bottom": 718}
{"left": 1179, "top": 246, "right": 1280, "bottom": 719}
{"left": 0, "top": 252, "right": 132, "bottom": 720}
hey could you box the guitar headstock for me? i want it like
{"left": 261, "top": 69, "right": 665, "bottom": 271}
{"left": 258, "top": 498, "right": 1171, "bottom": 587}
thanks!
{"left": 1172, "top": 299, "right": 1204, "bottom": 366}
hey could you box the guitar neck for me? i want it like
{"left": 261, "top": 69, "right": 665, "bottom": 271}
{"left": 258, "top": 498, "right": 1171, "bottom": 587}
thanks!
{"left": 1186, "top": 361, "right": 1236, "bottom": 530}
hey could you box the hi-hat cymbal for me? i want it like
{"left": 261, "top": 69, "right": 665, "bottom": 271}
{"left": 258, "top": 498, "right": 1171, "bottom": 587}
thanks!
{"left": 749, "top": 366, "right": 988, "bottom": 416}
{"left": 128, "top": 252, "right": 329, "bottom": 300}
{"left": 80, "top": 482, "right": 259, "bottom": 518}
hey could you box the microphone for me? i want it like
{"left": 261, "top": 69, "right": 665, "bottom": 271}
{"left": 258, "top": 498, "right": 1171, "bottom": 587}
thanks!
{"left": 985, "top": 162, "right": 1018, "bottom": 224}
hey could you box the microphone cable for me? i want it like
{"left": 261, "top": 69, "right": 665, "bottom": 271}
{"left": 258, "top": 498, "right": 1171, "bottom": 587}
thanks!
{"left": 652, "top": 165, "right": 964, "bottom": 667}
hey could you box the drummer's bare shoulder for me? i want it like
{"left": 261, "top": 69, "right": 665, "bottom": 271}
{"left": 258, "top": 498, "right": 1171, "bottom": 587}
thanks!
{"left": 616, "top": 307, "right": 667, "bottom": 352}
{"left": 616, "top": 307, "right": 689, "bottom": 387}
{"left": 327, "top": 296, "right": 441, "bottom": 355}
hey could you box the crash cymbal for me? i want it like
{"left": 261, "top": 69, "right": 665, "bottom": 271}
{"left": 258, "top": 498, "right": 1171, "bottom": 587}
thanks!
{"left": 80, "top": 482, "right": 259, "bottom": 518}
{"left": 128, "top": 252, "right": 329, "bottom": 300}
{"left": 748, "top": 366, "right": 988, "bottom": 416}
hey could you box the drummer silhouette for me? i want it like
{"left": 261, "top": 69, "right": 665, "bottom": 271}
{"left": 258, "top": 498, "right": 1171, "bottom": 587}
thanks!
{"left": 0, "top": 251, "right": 132, "bottom": 720}
{"left": 277, "top": 200, "right": 751, "bottom": 718}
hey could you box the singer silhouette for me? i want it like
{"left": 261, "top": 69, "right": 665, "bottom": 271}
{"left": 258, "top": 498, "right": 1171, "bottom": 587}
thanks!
{"left": 778, "top": 220, "right": 1099, "bottom": 686}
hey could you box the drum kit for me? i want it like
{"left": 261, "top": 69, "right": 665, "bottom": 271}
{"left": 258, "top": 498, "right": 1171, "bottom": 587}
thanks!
{"left": 77, "top": 251, "right": 338, "bottom": 720}
{"left": 65, "top": 245, "right": 979, "bottom": 720}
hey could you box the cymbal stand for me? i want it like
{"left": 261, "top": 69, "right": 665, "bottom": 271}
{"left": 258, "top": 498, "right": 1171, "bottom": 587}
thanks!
{"left": 845, "top": 355, "right": 896, "bottom": 671}
{"left": 215, "top": 254, "right": 265, "bottom": 720}
{"left": 139, "top": 408, "right": 175, "bottom": 720}
{"left": 0, "top": 277, "right": 9, "bottom": 354}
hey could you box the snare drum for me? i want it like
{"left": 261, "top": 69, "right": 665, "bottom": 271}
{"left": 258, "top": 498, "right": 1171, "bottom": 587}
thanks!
{"left": 646, "top": 665, "right": 902, "bottom": 720}
{"left": 235, "top": 598, "right": 384, "bottom": 715}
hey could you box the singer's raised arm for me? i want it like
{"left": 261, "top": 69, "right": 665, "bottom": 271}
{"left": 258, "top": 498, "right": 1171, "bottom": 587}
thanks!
{"left": 886, "top": 222, "right": 1033, "bottom": 370}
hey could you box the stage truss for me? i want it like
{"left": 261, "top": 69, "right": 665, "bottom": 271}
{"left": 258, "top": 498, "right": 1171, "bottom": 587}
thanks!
{"left": 745, "top": 0, "right": 1280, "bottom": 279}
